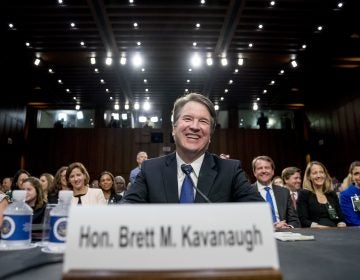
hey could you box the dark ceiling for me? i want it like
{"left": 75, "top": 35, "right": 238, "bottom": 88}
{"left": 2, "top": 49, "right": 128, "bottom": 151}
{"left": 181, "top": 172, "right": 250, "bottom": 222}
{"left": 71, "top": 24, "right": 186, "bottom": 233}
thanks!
{"left": 1, "top": 0, "right": 359, "bottom": 111}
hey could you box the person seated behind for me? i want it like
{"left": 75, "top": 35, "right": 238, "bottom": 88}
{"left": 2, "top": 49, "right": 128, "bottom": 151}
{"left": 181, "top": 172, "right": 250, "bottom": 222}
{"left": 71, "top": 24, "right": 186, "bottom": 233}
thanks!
{"left": 282, "top": 167, "right": 302, "bottom": 210}
{"left": 99, "top": 171, "right": 122, "bottom": 204}
{"left": 129, "top": 151, "right": 148, "bottom": 184}
{"left": 257, "top": 112, "right": 269, "bottom": 129}
{"left": 297, "top": 161, "right": 346, "bottom": 228}
{"left": 114, "top": 175, "right": 127, "bottom": 196}
{"left": 0, "top": 191, "right": 10, "bottom": 225}
{"left": 252, "top": 155, "right": 300, "bottom": 229}
{"left": 66, "top": 162, "right": 106, "bottom": 205}
{"left": 340, "top": 161, "right": 360, "bottom": 226}
{"left": 23, "top": 177, "right": 47, "bottom": 224}
{"left": 272, "top": 176, "right": 284, "bottom": 187}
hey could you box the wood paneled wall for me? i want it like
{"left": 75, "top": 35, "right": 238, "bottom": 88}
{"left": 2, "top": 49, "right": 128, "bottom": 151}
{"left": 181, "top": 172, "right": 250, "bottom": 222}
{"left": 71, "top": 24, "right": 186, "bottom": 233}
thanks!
{"left": 24, "top": 127, "right": 304, "bottom": 184}
{"left": 306, "top": 95, "right": 360, "bottom": 179}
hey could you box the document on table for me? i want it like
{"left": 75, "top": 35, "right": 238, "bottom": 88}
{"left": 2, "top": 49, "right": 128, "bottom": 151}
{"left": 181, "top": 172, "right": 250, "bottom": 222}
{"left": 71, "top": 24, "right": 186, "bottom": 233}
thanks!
{"left": 274, "top": 232, "right": 315, "bottom": 241}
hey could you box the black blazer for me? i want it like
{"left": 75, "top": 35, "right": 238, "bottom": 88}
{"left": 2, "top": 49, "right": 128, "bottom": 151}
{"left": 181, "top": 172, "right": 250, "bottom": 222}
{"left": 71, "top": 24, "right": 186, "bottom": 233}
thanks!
{"left": 297, "top": 189, "right": 345, "bottom": 227}
{"left": 253, "top": 183, "right": 300, "bottom": 228}
{"left": 122, "top": 152, "right": 264, "bottom": 203}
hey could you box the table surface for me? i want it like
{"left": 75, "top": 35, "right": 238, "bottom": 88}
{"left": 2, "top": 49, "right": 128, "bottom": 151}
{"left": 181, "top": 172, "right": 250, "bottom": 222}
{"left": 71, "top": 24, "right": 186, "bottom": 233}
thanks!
{"left": 1, "top": 227, "right": 359, "bottom": 280}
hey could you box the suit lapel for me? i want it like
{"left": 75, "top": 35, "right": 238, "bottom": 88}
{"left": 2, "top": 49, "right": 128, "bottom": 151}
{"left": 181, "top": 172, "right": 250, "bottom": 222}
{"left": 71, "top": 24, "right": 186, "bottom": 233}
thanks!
{"left": 163, "top": 153, "right": 179, "bottom": 203}
{"left": 195, "top": 153, "right": 217, "bottom": 202}
{"left": 273, "top": 186, "right": 284, "bottom": 220}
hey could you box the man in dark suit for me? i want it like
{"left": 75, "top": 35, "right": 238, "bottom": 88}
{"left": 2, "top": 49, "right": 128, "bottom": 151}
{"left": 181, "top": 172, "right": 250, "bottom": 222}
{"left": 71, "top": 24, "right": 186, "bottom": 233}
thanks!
{"left": 121, "top": 93, "right": 264, "bottom": 203}
{"left": 252, "top": 155, "right": 300, "bottom": 229}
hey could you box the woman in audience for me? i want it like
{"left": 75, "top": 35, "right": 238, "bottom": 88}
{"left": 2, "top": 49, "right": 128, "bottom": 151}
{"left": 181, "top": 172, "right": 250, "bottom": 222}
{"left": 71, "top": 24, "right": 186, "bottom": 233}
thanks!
{"left": 23, "top": 177, "right": 47, "bottom": 224}
{"left": 99, "top": 171, "right": 122, "bottom": 204}
{"left": 297, "top": 161, "right": 346, "bottom": 228}
{"left": 66, "top": 162, "right": 106, "bottom": 205}
{"left": 0, "top": 191, "right": 10, "bottom": 225}
{"left": 39, "top": 173, "right": 54, "bottom": 203}
{"left": 11, "top": 169, "right": 30, "bottom": 191}
{"left": 48, "top": 166, "right": 68, "bottom": 203}
{"left": 339, "top": 161, "right": 360, "bottom": 226}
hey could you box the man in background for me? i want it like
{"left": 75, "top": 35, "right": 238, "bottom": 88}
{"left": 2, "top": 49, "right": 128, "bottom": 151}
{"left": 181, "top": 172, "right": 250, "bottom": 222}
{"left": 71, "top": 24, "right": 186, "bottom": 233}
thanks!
{"left": 129, "top": 151, "right": 148, "bottom": 184}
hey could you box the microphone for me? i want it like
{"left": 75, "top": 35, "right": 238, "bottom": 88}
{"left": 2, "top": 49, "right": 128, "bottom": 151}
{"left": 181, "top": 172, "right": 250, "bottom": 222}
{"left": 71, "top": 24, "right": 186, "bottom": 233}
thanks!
{"left": 181, "top": 164, "right": 212, "bottom": 203}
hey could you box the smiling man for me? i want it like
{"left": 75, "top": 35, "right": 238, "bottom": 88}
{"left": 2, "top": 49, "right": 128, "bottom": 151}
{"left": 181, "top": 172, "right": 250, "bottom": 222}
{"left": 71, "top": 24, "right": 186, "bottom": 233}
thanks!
{"left": 121, "top": 93, "right": 264, "bottom": 204}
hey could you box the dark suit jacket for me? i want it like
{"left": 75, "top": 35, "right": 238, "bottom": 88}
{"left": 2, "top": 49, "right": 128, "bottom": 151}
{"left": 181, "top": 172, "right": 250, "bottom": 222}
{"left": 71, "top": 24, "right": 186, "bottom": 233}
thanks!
{"left": 297, "top": 189, "right": 345, "bottom": 227}
{"left": 121, "top": 152, "right": 264, "bottom": 203}
{"left": 254, "top": 183, "right": 300, "bottom": 228}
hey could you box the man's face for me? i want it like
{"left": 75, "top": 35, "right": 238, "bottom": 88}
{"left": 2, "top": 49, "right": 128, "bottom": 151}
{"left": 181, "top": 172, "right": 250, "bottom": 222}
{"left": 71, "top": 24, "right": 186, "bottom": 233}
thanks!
{"left": 253, "top": 159, "right": 274, "bottom": 186}
{"left": 115, "top": 177, "right": 126, "bottom": 193}
{"left": 2, "top": 178, "right": 12, "bottom": 191}
{"left": 285, "top": 172, "right": 302, "bottom": 191}
{"left": 172, "top": 101, "right": 212, "bottom": 162}
{"left": 137, "top": 152, "right": 148, "bottom": 165}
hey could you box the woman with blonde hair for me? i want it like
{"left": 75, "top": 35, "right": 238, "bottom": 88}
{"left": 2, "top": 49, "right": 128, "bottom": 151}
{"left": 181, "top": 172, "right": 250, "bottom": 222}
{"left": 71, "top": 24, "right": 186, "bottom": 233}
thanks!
{"left": 297, "top": 161, "right": 346, "bottom": 228}
{"left": 23, "top": 177, "right": 47, "bottom": 224}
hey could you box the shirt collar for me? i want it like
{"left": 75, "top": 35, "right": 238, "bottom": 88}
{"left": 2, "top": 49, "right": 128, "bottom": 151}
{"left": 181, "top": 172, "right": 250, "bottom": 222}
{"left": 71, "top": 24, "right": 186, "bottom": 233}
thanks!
{"left": 176, "top": 152, "right": 205, "bottom": 178}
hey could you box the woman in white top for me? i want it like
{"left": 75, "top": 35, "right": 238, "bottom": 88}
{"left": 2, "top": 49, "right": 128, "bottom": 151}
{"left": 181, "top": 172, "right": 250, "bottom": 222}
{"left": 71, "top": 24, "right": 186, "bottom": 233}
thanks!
{"left": 66, "top": 162, "right": 106, "bottom": 205}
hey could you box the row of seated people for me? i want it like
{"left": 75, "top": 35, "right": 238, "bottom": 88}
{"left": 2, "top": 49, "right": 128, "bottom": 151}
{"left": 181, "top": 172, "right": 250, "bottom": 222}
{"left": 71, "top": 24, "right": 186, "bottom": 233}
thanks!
{"left": 0, "top": 156, "right": 359, "bottom": 230}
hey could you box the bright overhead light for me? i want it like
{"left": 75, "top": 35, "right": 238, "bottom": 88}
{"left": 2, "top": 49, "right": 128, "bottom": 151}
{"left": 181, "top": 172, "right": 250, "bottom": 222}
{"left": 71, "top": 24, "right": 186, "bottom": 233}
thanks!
{"left": 137, "top": 41, "right": 141, "bottom": 46}
{"left": 100, "top": 79, "right": 105, "bottom": 83}
{"left": 270, "top": 80, "right": 275, "bottom": 85}
{"left": 34, "top": 58, "right": 41, "bottom": 66}
{"left": 291, "top": 60, "right": 298, "bottom": 68}
{"left": 90, "top": 57, "right": 96, "bottom": 64}
{"left": 120, "top": 56, "right": 126, "bottom": 65}
{"left": 258, "top": 24, "right": 263, "bottom": 29}
{"left": 200, "top": 0, "right": 205, "bottom": 4}
{"left": 76, "top": 111, "right": 83, "bottom": 119}
{"left": 185, "top": 89, "right": 189, "bottom": 92}
{"left": 206, "top": 57, "right": 213, "bottom": 66}
{"left": 214, "top": 104, "right": 219, "bottom": 111}
{"left": 8, "top": 23, "right": 14, "bottom": 29}
{"left": 143, "top": 79, "right": 147, "bottom": 83}
{"left": 302, "top": 44, "right": 307, "bottom": 49}
{"left": 195, "top": 23, "right": 200, "bottom": 28}
{"left": 150, "top": 117, "right": 158, "bottom": 123}
{"left": 270, "top": 1, "right": 276, "bottom": 6}
{"left": 94, "top": 68, "right": 99, "bottom": 73}
{"left": 220, "top": 97, "right": 224, "bottom": 101}
{"left": 229, "top": 80, "right": 233, "bottom": 84}
{"left": 337, "top": 2, "right": 343, "bottom": 8}
{"left": 187, "top": 79, "right": 190, "bottom": 83}
{"left": 25, "top": 42, "right": 30, "bottom": 47}
{"left": 48, "top": 68, "right": 54, "bottom": 74}
{"left": 238, "top": 58, "right": 244, "bottom": 66}
{"left": 221, "top": 58, "right": 228, "bottom": 66}
{"left": 263, "top": 89, "right": 267, "bottom": 94}
{"left": 279, "top": 70, "right": 285, "bottom": 75}
{"left": 317, "top": 25, "right": 323, "bottom": 31}
{"left": 143, "top": 101, "right": 151, "bottom": 111}
{"left": 80, "top": 41, "right": 85, "bottom": 46}
{"left": 105, "top": 57, "right": 112, "bottom": 65}
{"left": 248, "top": 43, "right": 253, "bottom": 48}
{"left": 124, "top": 104, "right": 129, "bottom": 110}
{"left": 132, "top": 53, "right": 143, "bottom": 67}
{"left": 192, "top": 42, "right": 197, "bottom": 47}
{"left": 58, "top": 0, "right": 63, "bottom": 4}
{"left": 190, "top": 53, "right": 202, "bottom": 67}
{"left": 139, "top": 116, "right": 147, "bottom": 123}
{"left": 66, "top": 88, "right": 70, "bottom": 93}
{"left": 58, "top": 79, "right": 63, "bottom": 84}
{"left": 70, "top": 22, "right": 76, "bottom": 28}
{"left": 122, "top": 113, "right": 128, "bottom": 120}
{"left": 145, "top": 88, "right": 149, "bottom": 92}
{"left": 114, "top": 104, "right": 120, "bottom": 110}
{"left": 253, "top": 102, "right": 259, "bottom": 111}
{"left": 224, "top": 89, "right": 228, "bottom": 93}
{"left": 134, "top": 102, "right": 140, "bottom": 110}
{"left": 133, "top": 22, "right": 138, "bottom": 28}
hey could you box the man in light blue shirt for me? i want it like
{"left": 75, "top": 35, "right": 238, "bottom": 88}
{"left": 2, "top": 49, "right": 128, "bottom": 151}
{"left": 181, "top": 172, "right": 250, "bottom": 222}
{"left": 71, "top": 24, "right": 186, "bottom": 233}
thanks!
{"left": 129, "top": 151, "right": 148, "bottom": 184}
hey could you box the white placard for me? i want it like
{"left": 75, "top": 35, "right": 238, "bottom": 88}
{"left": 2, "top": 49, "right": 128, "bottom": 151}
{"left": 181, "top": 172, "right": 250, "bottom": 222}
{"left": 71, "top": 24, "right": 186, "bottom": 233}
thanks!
{"left": 63, "top": 203, "right": 279, "bottom": 272}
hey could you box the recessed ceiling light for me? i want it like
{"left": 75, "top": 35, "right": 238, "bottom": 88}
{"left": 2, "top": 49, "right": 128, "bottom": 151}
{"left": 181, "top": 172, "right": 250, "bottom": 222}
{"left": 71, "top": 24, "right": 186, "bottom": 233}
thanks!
{"left": 248, "top": 43, "right": 253, "bottom": 48}
{"left": 58, "top": 79, "right": 63, "bottom": 84}
{"left": 133, "top": 22, "right": 138, "bottom": 28}
{"left": 195, "top": 23, "right": 200, "bottom": 28}
{"left": 25, "top": 42, "right": 30, "bottom": 47}
{"left": 193, "top": 42, "right": 197, "bottom": 47}
{"left": 144, "top": 79, "right": 147, "bottom": 83}
{"left": 66, "top": 88, "right": 70, "bottom": 93}
{"left": 80, "top": 41, "right": 85, "bottom": 46}
{"left": 258, "top": 24, "right": 263, "bottom": 29}
{"left": 8, "top": 23, "right": 14, "bottom": 29}
{"left": 270, "top": 1, "right": 276, "bottom": 6}
{"left": 70, "top": 22, "right": 75, "bottom": 28}
{"left": 317, "top": 25, "right": 323, "bottom": 31}
{"left": 137, "top": 41, "right": 141, "bottom": 46}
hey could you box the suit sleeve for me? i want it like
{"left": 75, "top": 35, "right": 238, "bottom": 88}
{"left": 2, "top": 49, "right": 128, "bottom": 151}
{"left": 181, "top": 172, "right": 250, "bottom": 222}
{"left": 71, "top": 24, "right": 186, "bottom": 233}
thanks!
{"left": 340, "top": 190, "right": 360, "bottom": 226}
{"left": 121, "top": 165, "right": 149, "bottom": 203}
{"left": 284, "top": 190, "right": 301, "bottom": 227}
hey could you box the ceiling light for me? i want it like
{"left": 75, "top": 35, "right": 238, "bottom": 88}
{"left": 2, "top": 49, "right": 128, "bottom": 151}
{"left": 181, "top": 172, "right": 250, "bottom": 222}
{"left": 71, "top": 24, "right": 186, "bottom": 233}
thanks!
{"left": 25, "top": 42, "right": 30, "bottom": 47}
{"left": 200, "top": 0, "right": 205, "bottom": 4}
{"left": 238, "top": 58, "right": 244, "bottom": 66}
{"left": 120, "top": 56, "right": 126, "bottom": 65}
{"left": 317, "top": 26, "right": 323, "bottom": 31}
{"left": 139, "top": 116, "right": 147, "bottom": 123}
{"left": 224, "top": 89, "right": 228, "bottom": 93}
{"left": 80, "top": 41, "right": 85, "bottom": 46}
{"left": 137, "top": 41, "right": 141, "bottom": 46}
{"left": 206, "top": 57, "right": 213, "bottom": 66}
{"left": 129, "top": 0, "right": 134, "bottom": 4}
{"left": 58, "top": 79, "right": 63, "bottom": 84}
{"left": 263, "top": 89, "right": 267, "bottom": 94}
{"left": 48, "top": 68, "right": 54, "bottom": 74}
{"left": 75, "top": 104, "right": 81, "bottom": 110}
{"left": 141, "top": 68, "right": 145, "bottom": 72}
{"left": 279, "top": 70, "right": 284, "bottom": 75}
{"left": 34, "top": 58, "right": 41, "bottom": 66}
{"left": 257, "top": 97, "right": 260, "bottom": 101}
{"left": 193, "top": 42, "right": 197, "bottom": 47}
{"left": 90, "top": 57, "right": 96, "bottom": 65}
{"left": 143, "top": 101, "right": 150, "bottom": 111}
{"left": 248, "top": 43, "right": 253, "bottom": 48}
{"left": 258, "top": 24, "right": 263, "bottom": 29}
{"left": 133, "top": 22, "right": 138, "bottom": 28}
{"left": 270, "top": 1, "right": 276, "bottom": 6}
{"left": 58, "top": 0, "right": 63, "bottom": 4}
{"left": 151, "top": 117, "right": 158, "bottom": 123}
{"left": 337, "top": 2, "right": 343, "bottom": 8}
{"left": 188, "top": 68, "right": 192, "bottom": 72}
{"left": 220, "top": 97, "right": 224, "bottom": 101}
{"left": 252, "top": 102, "right": 259, "bottom": 111}
{"left": 134, "top": 102, "right": 140, "bottom": 110}
{"left": 195, "top": 23, "right": 200, "bottom": 28}
{"left": 221, "top": 58, "right": 228, "bottom": 66}
{"left": 229, "top": 80, "right": 233, "bottom": 84}
{"left": 8, "top": 23, "right": 14, "bottom": 29}
{"left": 302, "top": 44, "right": 307, "bottom": 49}
{"left": 132, "top": 53, "right": 143, "bottom": 67}
{"left": 185, "top": 89, "right": 189, "bottom": 92}
{"left": 144, "top": 79, "right": 147, "bottom": 83}
{"left": 145, "top": 88, "right": 149, "bottom": 92}
{"left": 73, "top": 97, "right": 77, "bottom": 100}
{"left": 234, "top": 69, "right": 239, "bottom": 73}
{"left": 122, "top": 113, "right": 128, "bottom": 120}
{"left": 190, "top": 53, "right": 202, "bottom": 67}
{"left": 94, "top": 68, "right": 99, "bottom": 73}
{"left": 106, "top": 88, "right": 109, "bottom": 92}
{"left": 66, "top": 88, "right": 70, "bottom": 93}
{"left": 270, "top": 80, "right": 275, "bottom": 85}
{"left": 114, "top": 104, "right": 120, "bottom": 110}
{"left": 124, "top": 104, "right": 130, "bottom": 110}
{"left": 214, "top": 104, "right": 219, "bottom": 111}
{"left": 110, "top": 96, "right": 113, "bottom": 100}
{"left": 186, "top": 79, "right": 190, "bottom": 83}
{"left": 100, "top": 79, "right": 105, "bottom": 83}
{"left": 291, "top": 60, "right": 298, "bottom": 68}
{"left": 70, "top": 22, "right": 75, "bottom": 28}
{"left": 105, "top": 57, "right": 113, "bottom": 65}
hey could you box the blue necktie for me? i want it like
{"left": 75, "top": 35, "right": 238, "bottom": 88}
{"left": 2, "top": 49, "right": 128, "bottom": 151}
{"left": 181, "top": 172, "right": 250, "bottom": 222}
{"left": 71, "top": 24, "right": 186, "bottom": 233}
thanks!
{"left": 265, "top": 187, "right": 277, "bottom": 223}
{"left": 180, "top": 165, "right": 194, "bottom": 203}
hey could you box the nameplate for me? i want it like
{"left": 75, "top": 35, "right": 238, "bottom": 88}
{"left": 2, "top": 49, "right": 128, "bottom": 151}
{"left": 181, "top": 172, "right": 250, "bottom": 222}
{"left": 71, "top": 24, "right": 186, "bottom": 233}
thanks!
{"left": 63, "top": 203, "right": 279, "bottom": 272}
